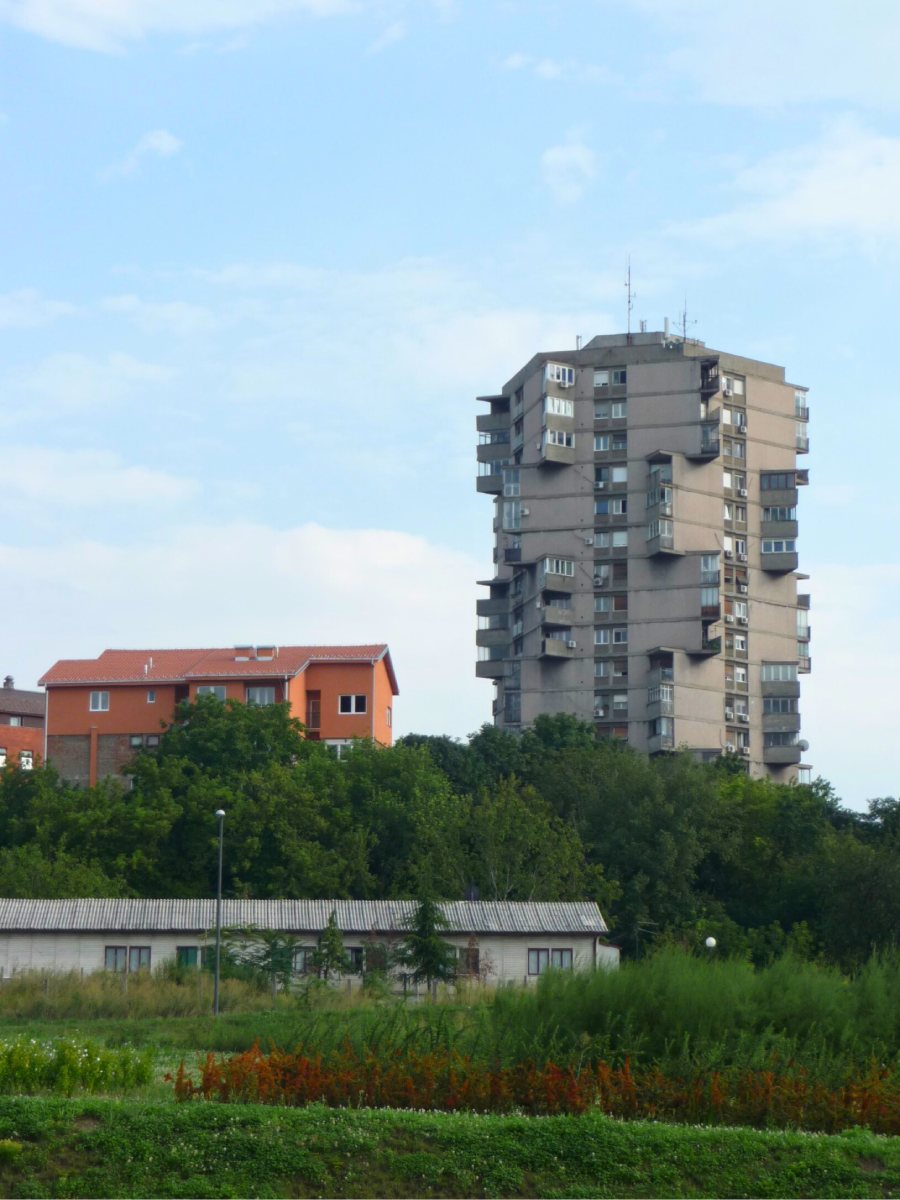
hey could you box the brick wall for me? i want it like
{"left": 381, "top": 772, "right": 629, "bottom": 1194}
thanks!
{"left": 46, "top": 735, "right": 90, "bottom": 786}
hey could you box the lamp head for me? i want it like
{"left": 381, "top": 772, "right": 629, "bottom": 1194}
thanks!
{"left": 215, "top": 809, "right": 225, "bottom": 819}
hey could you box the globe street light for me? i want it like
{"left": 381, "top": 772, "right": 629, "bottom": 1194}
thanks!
{"left": 704, "top": 936, "right": 717, "bottom": 951}
{"left": 213, "top": 809, "right": 225, "bottom": 1016}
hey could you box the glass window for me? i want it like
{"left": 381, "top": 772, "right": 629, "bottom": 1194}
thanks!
{"left": 197, "top": 686, "right": 226, "bottom": 701}
{"left": 611, "top": 465, "right": 627, "bottom": 483}
{"left": 146, "top": 689, "right": 156, "bottom": 704}
{"left": 545, "top": 395, "right": 574, "bottom": 417}
{"left": 246, "top": 686, "right": 276, "bottom": 706}
{"left": 528, "top": 948, "right": 550, "bottom": 975}
{"left": 612, "top": 627, "right": 628, "bottom": 644}
{"left": 610, "top": 401, "right": 627, "bottom": 418}
{"left": 0, "top": 749, "right": 6, "bottom": 768}
{"left": 595, "top": 595, "right": 610, "bottom": 613}
{"left": 129, "top": 946, "right": 151, "bottom": 972}
{"left": 19, "top": 751, "right": 33, "bottom": 771}
{"left": 594, "top": 629, "right": 610, "bottom": 645}
{"left": 594, "top": 434, "right": 609, "bottom": 452}
{"left": 176, "top": 946, "right": 199, "bottom": 967}
{"left": 762, "top": 539, "right": 797, "bottom": 554}
{"left": 339, "top": 694, "right": 367, "bottom": 715}
{"left": 105, "top": 946, "right": 127, "bottom": 972}
{"left": 347, "top": 947, "right": 365, "bottom": 973}
{"left": 550, "top": 948, "right": 574, "bottom": 969}
{"left": 89, "top": 691, "right": 109, "bottom": 712}
{"left": 761, "top": 662, "right": 798, "bottom": 682}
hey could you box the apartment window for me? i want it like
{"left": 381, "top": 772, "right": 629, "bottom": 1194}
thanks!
{"left": 735, "top": 665, "right": 747, "bottom": 685}
{"left": 502, "top": 500, "right": 521, "bottom": 530}
{"left": 764, "top": 696, "right": 798, "bottom": 714}
{"left": 700, "top": 587, "right": 719, "bottom": 608}
{"left": 594, "top": 661, "right": 610, "bottom": 678}
{"left": 197, "top": 685, "right": 226, "bottom": 701}
{"left": 734, "top": 600, "right": 748, "bottom": 619}
{"left": 514, "top": 387, "right": 524, "bottom": 410}
{"left": 734, "top": 634, "right": 747, "bottom": 653}
{"left": 504, "top": 691, "right": 521, "bottom": 723}
{"left": 594, "top": 368, "right": 626, "bottom": 388}
{"left": 545, "top": 362, "right": 575, "bottom": 387}
{"left": 612, "top": 627, "right": 628, "bottom": 645}
{"left": 610, "top": 401, "right": 627, "bottom": 418}
{"left": 700, "top": 554, "right": 719, "bottom": 584}
{"left": 596, "top": 498, "right": 627, "bottom": 516}
{"left": 176, "top": 946, "right": 199, "bottom": 967}
{"left": 722, "top": 374, "right": 745, "bottom": 396}
{"left": 724, "top": 502, "right": 734, "bottom": 521}
{"left": 507, "top": 660, "right": 522, "bottom": 688}
{"left": 147, "top": 689, "right": 156, "bottom": 704}
{"left": 647, "top": 519, "right": 673, "bottom": 540}
{"left": 797, "top": 610, "right": 809, "bottom": 637}
{"left": 594, "top": 629, "right": 610, "bottom": 645}
{"left": 595, "top": 595, "right": 611, "bottom": 613}
{"left": 613, "top": 693, "right": 628, "bottom": 713}
{"left": 104, "top": 946, "right": 127, "bottom": 972}
{"left": 545, "top": 395, "right": 574, "bottom": 418}
{"left": 761, "top": 471, "right": 795, "bottom": 491}
{"left": 246, "top": 686, "right": 276, "bottom": 706}
{"left": 128, "top": 946, "right": 151, "bottom": 972}
{"left": 762, "top": 662, "right": 798, "bottom": 682}
{"left": 339, "top": 694, "right": 367, "bottom": 715}
{"left": 542, "top": 557, "right": 575, "bottom": 577}
{"left": 594, "top": 434, "right": 609, "bottom": 452}
{"left": 765, "top": 731, "right": 799, "bottom": 749}
{"left": 502, "top": 467, "right": 520, "bottom": 497}
{"left": 612, "top": 658, "right": 628, "bottom": 679}
{"left": 19, "top": 751, "right": 33, "bottom": 771}
{"left": 610, "top": 465, "right": 627, "bottom": 484}
{"left": 594, "top": 402, "right": 609, "bottom": 419}
{"left": 89, "top": 691, "right": 109, "bottom": 712}
{"left": 612, "top": 594, "right": 628, "bottom": 612}
{"left": 479, "top": 430, "right": 509, "bottom": 445}
{"left": 611, "top": 433, "right": 627, "bottom": 451}
{"left": 545, "top": 429, "right": 574, "bottom": 448}
{"left": 763, "top": 506, "right": 797, "bottom": 522}
{"left": 762, "top": 538, "right": 797, "bottom": 554}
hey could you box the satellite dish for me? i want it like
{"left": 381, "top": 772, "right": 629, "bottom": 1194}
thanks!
{"left": 798, "top": 740, "right": 809, "bottom": 752}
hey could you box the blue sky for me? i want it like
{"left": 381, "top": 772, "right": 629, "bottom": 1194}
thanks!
{"left": 2, "top": 0, "right": 899, "bottom": 808}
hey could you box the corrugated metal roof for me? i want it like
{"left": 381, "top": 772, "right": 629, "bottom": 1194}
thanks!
{"left": 0, "top": 899, "right": 608, "bottom": 936}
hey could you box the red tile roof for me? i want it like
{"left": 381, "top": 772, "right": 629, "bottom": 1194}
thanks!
{"left": 39, "top": 645, "right": 398, "bottom": 694}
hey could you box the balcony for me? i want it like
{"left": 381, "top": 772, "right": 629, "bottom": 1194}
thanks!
{"left": 688, "top": 631, "right": 721, "bottom": 657}
{"left": 477, "top": 438, "right": 510, "bottom": 464}
{"left": 542, "top": 604, "right": 575, "bottom": 627}
{"left": 475, "top": 627, "right": 508, "bottom": 649}
{"left": 539, "top": 440, "right": 575, "bottom": 467}
{"left": 687, "top": 420, "right": 721, "bottom": 460}
{"left": 476, "top": 411, "right": 511, "bottom": 434}
{"left": 761, "top": 550, "right": 799, "bottom": 574}
{"left": 476, "top": 472, "right": 504, "bottom": 494}
{"left": 476, "top": 597, "right": 507, "bottom": 618}
{"left": 539, "top": 567, "right": 576, "bottom": 594}
{"left": 762, "top": 713, "right": 801, "bottom": 734}
{"left": 475, "top": 658, "right": 506, "bottom": 679}
{"left": 796, "top": 434, "right": 810, "bottom": 453}
{"left": 761, "top": 519, "right": 799, "bottom": 540}
{"left": 647, "top": 684, "right": 674, "bottom": 720}
{"left": 648, "top": 732, "right": 675, "bottom": 755}
{"left": 761, "top": 678, "right": 800, "bottom": 699}
{"left": 540, "top": 636, "right": 576, "bottom": 659}
{"left": 798, "top": 655, "right": 812, "bottom": 674}
{"left": 504, "top": 546, "right": 522, "bottom": 564}
{"left": 764, "top": 743, "right": 802, "bottom": 766}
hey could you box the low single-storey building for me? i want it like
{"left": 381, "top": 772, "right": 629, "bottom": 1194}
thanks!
{"left": 0, "top": 898, "right": 618, "bottom": 985}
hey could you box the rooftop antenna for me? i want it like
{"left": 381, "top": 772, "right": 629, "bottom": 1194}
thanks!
{"left": 625, "top": 258, "right": 635, "bottom": 342}
{"left": 679, "top": 297, "right": 697, "bottom": 343}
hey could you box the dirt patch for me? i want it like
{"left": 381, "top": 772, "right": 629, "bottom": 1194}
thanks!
{"left": 73, "top": 1116, "right": 102, "bottom": 1132}
{"left": 857, "top": 1156, "right": 886, "bottom": 1174}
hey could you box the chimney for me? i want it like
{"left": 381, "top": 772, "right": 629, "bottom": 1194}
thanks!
{"left": 2, "top": 676, "right": 12, "bottom": 689}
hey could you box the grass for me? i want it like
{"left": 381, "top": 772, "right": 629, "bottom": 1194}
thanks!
{"left": 0, "top": 1095, "right": 897, "bottom": 1198}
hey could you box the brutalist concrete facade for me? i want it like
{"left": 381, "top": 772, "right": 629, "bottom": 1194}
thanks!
{"left": 475, "top": 331, "right": 810, "bottom": 781}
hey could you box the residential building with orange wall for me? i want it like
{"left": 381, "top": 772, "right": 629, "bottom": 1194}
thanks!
{"left": 39, "top": 644, "right": 398, "bottom": 787}
{"left": 0, "top": 676, "right": 44, "bottom": 771}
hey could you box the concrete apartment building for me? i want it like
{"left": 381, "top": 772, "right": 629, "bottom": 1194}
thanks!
{"left": 39, "top": 644, "right": 398, "bottom": 787}
{"left": 476, "top": 331, "right": 810, "bottom": 781}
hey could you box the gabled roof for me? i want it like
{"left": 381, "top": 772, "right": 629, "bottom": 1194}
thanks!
{"left": 0, "top": 898, "right": 608, "bottom": 935}
{"left": 0, "top": 687, "right": 45, "bottom": 718}
{"left": 39, "top": 646, "right": 398, "bottom": 695}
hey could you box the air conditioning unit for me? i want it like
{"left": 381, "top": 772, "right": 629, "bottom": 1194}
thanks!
{"left": 535, "top": 599, "right": 543, "bottom": 609}
{"left": 724, "top": 708, "right": 734, "bottom": 721}
{"left": 723, "top": 385, "right": 733, "bottom": 396}
{"left": 738, "top": 616, "right": 748, "bottom": 626}
{"left": 740, "top": 746, "right": 750, "bottom": 756}
{"left": 595, "top": 481, "right": 606, "bottom": 490}
{"left": 566, "top": 640, "right": 577, "bottom": 649}
{"left": 739, "top": 488, "right": 748, "bottom": 497}
{"left": 738, "top": 713, "right": 749, "bottom": 723}
{"left": 594, "top": 707, "right": 606, "bottom": 718}
{"left": 738, "top": 583, "right": 748, "bottom": 594}
{"left": 725, "top": 614, "right": 735, "bottom": 624}
{"left": 520, "top": 506, "right": 530, "bottom": 516}
{"left": 737, "top": 552, "right": 748, "bottom": 562}
{"left": 724, "top": 549, "right": 734, "bottom": 559}
{"left": 536, "top": 441, "right": 543, "bottom": 451}
{"left": 584, "top": 536, "right": 594, "bottom": 546}
{"left": 725, "top": 742, "right": 736, "bottom": 753}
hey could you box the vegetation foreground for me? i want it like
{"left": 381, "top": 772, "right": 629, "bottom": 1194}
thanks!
{"left": 0, "top": 1095, "right": 897, "bottom": 1199}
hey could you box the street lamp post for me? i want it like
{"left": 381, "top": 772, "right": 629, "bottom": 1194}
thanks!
{"left": 213, "top": 808, "right": 225, "bottom": 1016}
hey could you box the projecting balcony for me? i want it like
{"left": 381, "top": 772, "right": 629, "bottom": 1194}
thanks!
{"left": 796, "top": 434, "right": 810, "bottom": 453}
{"left": 476, "top": 598, "right": 507, "bottom": 619}
{"left": 687, "top": 630, "right": 721, "bottom": 657}
{"left": 646, "top": 685, "right": 674, "bottom": 720}
{"left": 761, "top": 550, "right": 799, "bottom": 574}
{"left": 761, "top": 520, "right": 799, "bottom": 540}
{"left": 761, "top": 678, "right": 801, "bottom": 699}
{"left": 475, "top": 627, "right": 508, "bottom": 649}
{"left": 477, "top": 439, "right": 510, "bottom": 464}
{"left": 764, "top": 744, "right": 802, "bottom": 766}
{"left": 646, "top": 530, "right": 681, "bottom": 557}
{"left": 762, "top": 713, "right": 801, "bottom": 734}
{"left": 648, "top": 732, "right": 675, "bottom": 755}
{"left": 542, "top": 604, "right": 575, "bottom": 627}
{"left": 476, "top": 411, "right": 511, "bottom": 434}
{"left": 475, "top": 658, "right": 506, "bottom": 679}
{"left": 798, "top": 655, "right": 812, "bottom": 674}
{"left": 539, "top": 441, "right": 575, "bottom": 467}
{"left": 687, "top": 419, "right": 721, "bottom": 460}
{"left": 504, "top": 547, "right": 522, "bottom": 564}
{"left": 476, "top": 472, "right": 504, "bottom": 494}
{"left": 540, "top": 636, "right": 576, "bottom": 659}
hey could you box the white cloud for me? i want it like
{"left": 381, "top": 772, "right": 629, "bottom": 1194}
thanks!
{"left": 101, "top": 129, "right": 183, "bottom": 180}
{"left": 676, "top": 119, "right": 900, "bottom": 250}
{"left": 1, "top": 522, "right": 489, "bottom": 739}
{"left": 0, "top": 289, "right": 76, "bottom": 328}
{"left": 630, "top": 0, "right": 900, "bottom": 110}
{"left": 501, "top": 51, "right": 612, "bottom": 84}
{"left": 0, "top": 0, "right": 355, "bottom": 53}
{"left": 3, "top": 447, "right": 198, "bottom": 508}
{"left": 101, "top": 294, "right": 219, "bottom": 335}
{"left": 366, "top": 19, "right": 406, "bottom": 54}
{"left": 540, "top": 134, "right": 597, "bottom": 204}
{"left": 3, "top": 351, "right": 172, "bottom": 421}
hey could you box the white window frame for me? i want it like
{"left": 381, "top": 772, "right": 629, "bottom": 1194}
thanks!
{"left": 89, "top": 691, "right": 109, "bottom": 712}
{"left": 246, "top": 686, "right": 276, "bottom": 706}
{"left": 197, "top": 685, "right": 226, "bottom": 701}
{"left": 338, "top": 694, "right": 367, "bottom": 715}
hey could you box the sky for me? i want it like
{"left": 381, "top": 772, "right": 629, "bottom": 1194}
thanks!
{"left": 1, "top": 0, "right": 899, "bottom": 809}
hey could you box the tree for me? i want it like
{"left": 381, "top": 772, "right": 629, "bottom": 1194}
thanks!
{"left": 312, "top": 909, "right": 350, "bottom": 981}
{"left": 395, "top": 897, "right": 457, "bottom": 991}
{"left": 222, "top": 925, "right": 301, "bottom": 998}
{"left": 0, "top": 844, "right": 130, "bottom": 898}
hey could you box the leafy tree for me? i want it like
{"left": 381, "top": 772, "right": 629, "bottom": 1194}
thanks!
{"left": 0, "top": 844, "right": 129, "bottom": 898}
{"left": 222, "top": 925, "right": 301, "bottom": 998}
{"left": 395, "top": 897, "right": 457, "bottom": 990}
{"left": 312, "top": 910, "right": 350, "bottom": 981}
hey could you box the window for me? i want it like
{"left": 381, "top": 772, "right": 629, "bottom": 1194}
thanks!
{"left": 594, "top": 434, "right": 609, "bottom": 452}
{"left": 594, "top": 661, "right": 610, "bottom": 678}
{"left": 594, "top": 628, "right": 610, "bottom": 645}
{"left": 129, "top": 735, "right": 143, "bottom": 749}
{"left": 647, "top": 519, "right": 673, "bottom": 540}
{"left": 612, "top": 626, "right": 628, "bottom": 644}
{"left": 145, "top": 734, "right": 160, "bottom": 748}
{"left": 528, "top": 948, "right": 549, "bottom": 975}
{"left": 701, "top": 554, "right": 719, "bottom": 584}
{"left": 700, "top": 587, "right": 719, "bottom": 608}
{"left": 293, "top": 947, "right": 315, "bottom": 974}
{"left": 611, "top": 465, "right": 627, "bottom": 483}
{"left": 176, "top": 946, "right": 199, "bottom": 967}
{"left": 613, "top": 692, "right": 628, "bottom": 713}
{"left": 735, "top": 665, "right": 747, "bottom": 685}
{"left": 386, "top": 706, "right": 392, "bottom": 728}
{"left": 612, "top": 658, "right": 628, "bottom": 679}
{"left": 761, "top": 471, "right": 795, "bottom": 491}
{"left": 551, "top": 948, "right": 574, "bottom": 969}
{"left": 104, "top": 946, "right": 127, "bottom": 972}
{"left": 89, "top": 691, "right": 109, "bottom": 712}
{"left": 146, "top": 689, "right": 156, "bottom": 704}
{"left": 0, "top": 749, "right": 5, "bottom": 768}
{"left": 9, "top": 716, "right": 22, "bottom": 727}
{"left": 722, "top": 374, "right": 745, "bottom": 396}
{"left": 347, "top": 947, "right": 365, "bottom": 973}
{"left": 246, "top": 686, "right": 276, "bottom": 706}
{"left": 542, "top": 557, "right": 575, "bottom": 578}
{"left": 765, "top": 731, "right": 799, "bottom": 748}
{"left": 197, "top": 686, "right": 226, "bottom": 701}
{"left": 611, "top": 433, "right": 627, "bottom": 451}
{"left": 763, "top": 506, "right": 797, "bottom": 522}
{"left": 595, "top": 497, "right": 627, "bottom": 515}
{"left": 594, "top": 402, "right": 609, "bottom": 419}
{"left": 762, "top": 538, "right": 797, "bottom": 554}
{"left": 595, "top": 595, "right": 611, "bottom": 613}
{"left": 545, "top": 362, "right": 575, "bottom": 387}
{"left": 19, "top": 751, "right": 33, "bottom": 771}
{"left": 545, "top": 395, "right": 574, "bottom": 417}
{"left": 724, "top": 502, "right": 734, "bottom": 521}
{"left": 611, "top": 401, "right": 627, "bottom": 418}
{"left": 545, "top": 428, "right": 574, "bottom": 448}
{"left": 734, "top": 600, "right": 748, "bottom": 619}
{"left": 458, "top": 945, "right": 480, "bottom": 976}
{"left": 339, "top": 694, "right": 367, "bottom": 715}
{"left": 128, "top": 946, "right": 151, "bottom": 972}
{"left": 504, "top": 691, "right": 521, "bottom": 723}
{"left": 764, "top": 696, "right": 797, "bottom": 714}
{"left": 762, "top": 662, "right": 798, "bottom": 682}
{"left": 502, "top": 500, "right": 521, "bottom": 530}
{"left": 594, "top": 368, "right": 626, "bottom": 388}
{"left": 734, "top": 634, "right": 747, "bottom": 653}
{"left": 502, "top": 467, "right": 520, "bottom": 497}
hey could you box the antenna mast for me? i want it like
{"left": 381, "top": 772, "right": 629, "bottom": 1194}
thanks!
{"left": 679, "top": 297, "right": 696, "bottom": 342}
{"left": 625, "top": 257, "right": 635, "bottom": 341}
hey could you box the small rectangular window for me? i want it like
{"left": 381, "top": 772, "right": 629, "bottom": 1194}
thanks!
{"left": 147, "top": 690, "right": 156, "bottom": 704}
{"left": 339, "top": 694, "right": 367, "bottom": 715}
{"left": 105, "top": 946, "right": 127, "bottom": 972}
{"left": 550, "top": 948, "right": 574, "bottom": 969}
{"left": 19, "top": 751, "right": 33, "bottom": 771}
{"left": 0, "top": 749, "right": 6, "bottom": 768}
{"left": 176, "top": 946, "right": 199, "bottom": 967}
{"left": 128, "top": 946, "right": 151, "bottom": 972}
{"left": 197, "top": 686, "right": 226, "bottom": 701}
{"left": 89, "top": 691, "right": 109, "bottom": 712}
{"left": 246, "top": 686, "right": 276, "bottom": 706}
{"left": 347, "top": 947, "right": 365, "bottom": 973}
{"left": 528, "top": 948, "right": 550, "bottom": 975}
{"left": 293, "top": 947, "right": 315, "bottom": 974}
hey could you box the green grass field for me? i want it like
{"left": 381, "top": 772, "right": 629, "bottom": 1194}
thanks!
{"left": 0, "top": 1096, "right": 897, "bottom": 1199}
